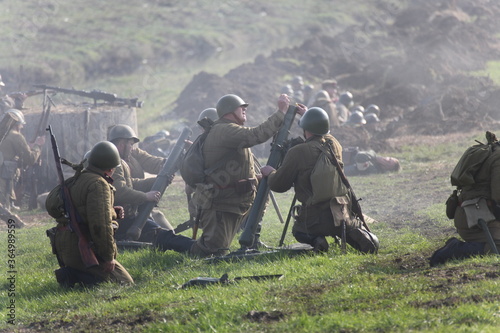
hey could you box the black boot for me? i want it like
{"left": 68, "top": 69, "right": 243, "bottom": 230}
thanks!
{"left": 153, "top": 229, "right": 195, "bottom": 253}
{"left": 430, "top": 237, "right": 485, "bottom": 267}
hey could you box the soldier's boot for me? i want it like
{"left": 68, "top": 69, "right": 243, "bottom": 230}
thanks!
{"left": 312, "top": 236, "right": 329, "bottom": 253}
{"left": 347, "top": 228, "right": 379, "bottom": 254}
{"left": 250, "top": 222, "right": 271, "bottom": 250}
{"left": 54, "top": 267, "right": 102, "bottom": 288}
{"left": 429, "top": 237, "right": 485, "bottom": 267}
{"left": 153, "top": 229, "right": 195, "bottom": 253}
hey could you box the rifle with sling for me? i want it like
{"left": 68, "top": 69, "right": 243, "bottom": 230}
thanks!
{"left": 238, "top": 105, "right": 298, "bottom": 250}
{"left": 324, "top": 140, "right": 371, "bottom": 233}
{"left": 126, "top": 127, "right": 191, "bottom": 240}
{"left": 47, "top": 125, "right": 99, "bottom": 268}
{"left": 33, "top": 84, "right": 143, "bottom": 108}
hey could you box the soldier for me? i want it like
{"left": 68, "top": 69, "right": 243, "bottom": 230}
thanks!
{"left": 47, "top": 141, "right": 134, "bottom": 286}
{"left": 0, "top": 109, "right": 45, "bottom": 226}
{"left": 260, "top": 107, "right": 379, "bottom": 253}
{"left": 430, "top": 132, "right": 500, "bottom": 266}
{"left": 336, "top": 91, "right": 354, "bottom": 124}
{"left": 107, "top": 125, "right": 167, "bottom": 242}
{"left": 321, "top": 79, "right": 339, "bottom": 103}
{"left": 154, "top": 94, "right": 305, "bottom": 257}
{"left": 310, "top": 90, "right": 340, "bottom": 129}
{"left": 109, "top": 124, "right": 175, "bottom": 232}
{"left": 344, "top": 150, "right": 401, "bottom": 176}
{"left": 291, "top": 76, "right": 304, "bottom": 104}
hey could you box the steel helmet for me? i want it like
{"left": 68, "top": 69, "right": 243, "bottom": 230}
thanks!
{"left": 107, "top": 124, "right": 139, "bottom": 143}
{"left": 88, "top": 141, "right": 121, "bottom": 170}
{"left": 197, "top": 108, "right": 218, "bottom": 122}
{"left": 348, "top": 111, "right": 367, "bottom": 125}
{"left": 299, "top": 107, "right": 330, "bottom": 135}
{"left": 6, "top": 109, "right": 26, "bottom": 124}
{"left": 365, "top": 113, "right": 380, "bottom": 124}
{"left": 352, "top": 105, "right": 365, "bottom": 113}
{"left": 339, "top": 92, "right": 354, "bottom": 108}
{"left": 216, "top": 94, "right": 248, "bottom": 118}
{"left": 365, "top": 104, "right": 380, "bottom": 116}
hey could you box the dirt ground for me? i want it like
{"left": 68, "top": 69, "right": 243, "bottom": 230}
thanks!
{"left": 167, "top": 1, "right": 500, "bottom": 153}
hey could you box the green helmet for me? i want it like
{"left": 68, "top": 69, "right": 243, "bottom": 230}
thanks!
{"left": 216, "top": 94, "right": 248, "bottom": 118}
{"left": 88, "top": 141, "right": 121, "bottom": 170}
{"left": 299, "top": 107, "right": 330, "bottom": 135}
{"left": 339, "top": 92, "right": 354, "bottom": 108}
{"left": 197, "top": 108, "right": 218, "bottom": 122}
{"left": 6, "top": 109, "right": 26, "bottom": 124}
{"left": 348, "top": 111, "right": 366, "bottom": 125}
{"left": 107, "top": 124, "right": 139, "bottom": 143}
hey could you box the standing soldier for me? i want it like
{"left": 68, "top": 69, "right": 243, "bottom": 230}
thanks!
{"left": 47, "top": 141, "right": 134, "bottom": 286}
{"left": 154, "top": 94, "right": 305, "bottom": 257}
{"left": 107, "top": 125, "right": 168, "bottom": 242}
{"left": 260, "top": 107, "right": 379, "bottom": 253}
{"left": 310, "top": 90, "right": 340, "bottom": 129}
{"left": 0, "top": 109, "right": 45, "bottom": 227}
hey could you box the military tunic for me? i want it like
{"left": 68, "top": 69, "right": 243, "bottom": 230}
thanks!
{"left": 455, "top": 146, "right": 500, "bottom": 252}
{"left": 54, "top": 168, "right": 133, "bottom": 284}
{"left": 0, "top": 128, "right": 41, "bottom": 206}
{"left": 190, "top": 110, "right": 285, "bottom": 256}
{"left": 267, "top": 134, "right": 348, "bottom": 237}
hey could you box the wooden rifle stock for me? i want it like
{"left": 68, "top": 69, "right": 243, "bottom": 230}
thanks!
{"left": 47, "top": 125, "right": 99, "bottom": 268}
{"left": 127, "top": 127, "right": 191, "bottom": 240}
{"left": 239, "top": 105, "right": 298, "bottom": 249}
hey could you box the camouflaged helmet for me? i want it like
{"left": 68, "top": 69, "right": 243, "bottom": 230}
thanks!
{"left": 216, "top": 94, "right": 248, "bottom": 118}
{"left": 197, "top": 108, "right": 219, "bottom": 122}
{"left": 365, "top": 104, "right": 380, "bottom": 116}
{"left": 6, "top": 109, "right": 26, "bottom": 124}
{"left": 299, "top": 107, "right": 330, "bottom": 135}
{"left": 88, "top": 141, "right": 121, "bottom": 170}
{"left": 107, "top": 124, "right": 139, "bottom": 143}
{"left": 339, "top": 91, "right": 354, "bottom": 108}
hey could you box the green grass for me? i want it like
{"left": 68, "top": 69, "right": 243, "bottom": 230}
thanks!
{"left": 2, "top": 132, "right": 500, "bottom": 332}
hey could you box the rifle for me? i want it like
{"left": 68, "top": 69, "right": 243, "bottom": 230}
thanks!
{"left": 33, "top": 84, "right": 143, "bottom": 108}
{"left": 238, "top": 105, "right": 298, "bottom": 249}
{"left": 325, "top": 141, "right": 371, "bottom": 232}
{"left": 126, "top": 127, "right": 191, "bottom": 240}
{"left": 46, "top": 125, "right": 99, "bottom": 268}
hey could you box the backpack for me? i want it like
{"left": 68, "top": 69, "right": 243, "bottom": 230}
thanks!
{"left": 179, "top": 122, "right": 212, "bottom": 188}
{"left": 307, "top": 142, "right": 349, "bottom": 205}
{"left": 450, "top": 131, "right": 498, "bottom": 187}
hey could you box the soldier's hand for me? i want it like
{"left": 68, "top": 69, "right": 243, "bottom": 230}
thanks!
{"left": 296, "top": 103, "right": 307, "bottom": 116}
{"left": 102, "top": 260, "right": 116, "bottom": 273}
{"left": 146, "top": 190, "right": 161, "bottom": 202}
{"left": 260, "top": 165, "right": 276, "bottom": 177}
{"left": 277, "top": 94, "right": 290, "bottom": 114}
{"left": 34, "top": 135, "right": 46, "bottom": 147}
{"left": 114, "top": 206, "right": 124, "bottom": 219}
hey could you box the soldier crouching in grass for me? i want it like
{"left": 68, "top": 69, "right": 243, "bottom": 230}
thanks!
{"left": 261, "top": 107, "right": 379, "bottom": 253}
{"left": 46, "top": 141, "right": 134, "bottom": 287}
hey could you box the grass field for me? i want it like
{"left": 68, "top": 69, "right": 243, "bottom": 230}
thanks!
{"left": 1, "top": 129, "right": 499, "bottom": 332}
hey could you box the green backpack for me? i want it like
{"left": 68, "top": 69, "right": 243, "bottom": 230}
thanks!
{"left": 450, "top": 131, "right": 498, "bottom": 187}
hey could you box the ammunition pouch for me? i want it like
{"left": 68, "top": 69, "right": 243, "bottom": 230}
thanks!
{"left": 445, "top": 190, "right": 459, "bottom": 219}
{"left": 329, "top": 196, "right": 351, "bottom": 227}
{"left": 1, "top": 160, "right": 17, "bottom": 180}
{"left": 234, "top": 178, "right": 257, "bottom": 195}
{"left": 461, "top": 197, "right": 495, "bottom": 228}
{"left": 46, "top": 227, "right": 64, "bottom": 267}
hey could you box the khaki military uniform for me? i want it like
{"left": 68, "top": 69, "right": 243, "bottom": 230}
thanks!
{"left": 112, "top": 159, "right": 160, "bottom": 241}
{"left": 0, "top": 128, "right": 41, "bottom": 207}
{"left": 54, "top": 168, "right": 133, "bottom": 284}
{"left": 454, "top": 147, "right": 500, "bottom": 252}
{"left": 267, "top": 134, "right": 355, "bottom": 236}
{"left": 126, "top": 147, "right": 172, "bottom": 230}
{"left": 190, "top": 111, "right": 285, "bottom": 256}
